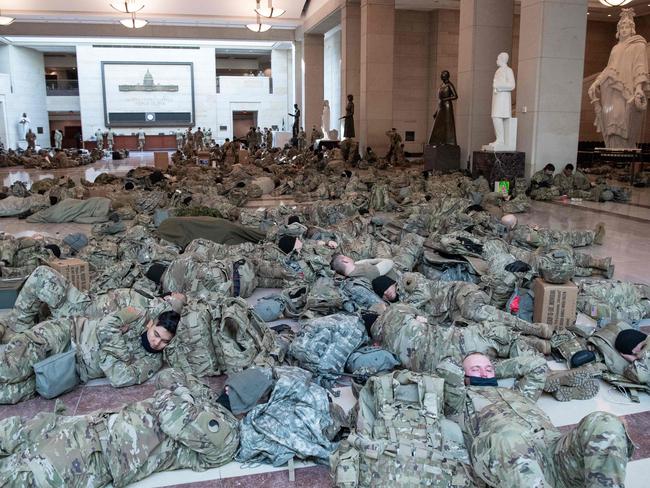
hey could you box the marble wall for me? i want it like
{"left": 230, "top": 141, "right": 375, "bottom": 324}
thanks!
{"left": 324, "top": 26, "right": 342, "bottom": 134}
{"left": 0, "top": 46, "right": 50, "bottom": 149}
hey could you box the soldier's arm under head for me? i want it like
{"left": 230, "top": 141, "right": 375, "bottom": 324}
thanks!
{"left": 97, "top": 307, "right": 163, "bottom": 387}
{"left": 496, "top": 355, "right": 548, "bottom": 402}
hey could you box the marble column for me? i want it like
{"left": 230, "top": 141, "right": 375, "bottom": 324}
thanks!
{"left": 291, "top": 41, "right": 303, "bottom": 132}
{"left": 342, "top": 0, "right": 361, "bottom": 136}
{"left": 516, "top": 0, "right": 588, "bottom": 177}
{"left": 302, "top": 33, "right": 325, "bottom": 134}
{"left": 457, "top": 0, "right": 514, "bottom": 167}
{"left": 360, "top": 0, "right": 395, "bottom": 155}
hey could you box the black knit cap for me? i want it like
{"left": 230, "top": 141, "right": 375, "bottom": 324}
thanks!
{"left": 287, "top": 215, "right": 301, "bottom": 225}
{"left": 278, "top": 235, "right": 297, "bottom": 254}
{"left": 614, "top": 329, "right": 648, "bottom": 355}
{"left": 146, "top": 263, "right": 169, "bottom": 285}
{"left": 372, "top": 276, "right": 396, "bottom": 298}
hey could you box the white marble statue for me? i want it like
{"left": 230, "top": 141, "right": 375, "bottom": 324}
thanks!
{"left": 18, "top": 113, "right": 30, "bottom": 141}
{"left": 54, "top": 129, "right": 63, "bottom": 150}
{"left": 483, "top": 52, "right": 517, "bottom": 152}
{"left": 321, "top": 100, "right": 331, "bottom": 140}
{"left": 588, "top": 8, "right": 650, "bottom": 150}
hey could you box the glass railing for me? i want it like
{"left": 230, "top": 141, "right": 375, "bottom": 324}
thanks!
{"left": 46, "top": 79, "right": 79, "bottom": 96}
{"left": 216, "top": 75, "right": 272, "bottom": 94}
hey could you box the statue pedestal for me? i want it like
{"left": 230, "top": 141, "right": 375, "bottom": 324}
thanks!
{"left": 17, "top": 141, "right": 27, "bottom": 150}
{"left": 423, "top": 144, "right": 460, "bottom": 172}
{"left": 317, "top": 139, "right": 340, "bottom": 151}
{"left": 481, "top": 118, "right": 518, "bottom": 152}
{"left": 472, "top": 150, "right": 525, "bottom": 187}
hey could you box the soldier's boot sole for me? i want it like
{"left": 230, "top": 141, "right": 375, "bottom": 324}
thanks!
{"left": 544, "top": 363, "right": 604, "bottom": 393}
{"left": 593, "top": 222, "right": 606, "bottom": 245}
{"left": 552, "top": 380, "right": 600, "bottom": 402}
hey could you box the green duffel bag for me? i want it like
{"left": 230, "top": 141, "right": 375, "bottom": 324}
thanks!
{"left": 33, "top": 348, "right": 79, "bottom": 399}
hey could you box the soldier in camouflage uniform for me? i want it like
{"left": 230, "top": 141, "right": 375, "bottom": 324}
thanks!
{"left": 394, "top": 272, "right": 555, "bottom": 339}
{"left": 529, "top": 163, "right": 560, "bottom": 200}
{"left": 0, "top": 303, "right": 179, "bottom": 404}
{"left": 438, "top": 353, "right": 632, "bottom": 488}
{"left": 576, "top": 278, "right": 650, "bottom": 325}
{"left": 0, "top": 369, "right": 239, "bottom": 487}
{"left": 502, "top": 213, "right": 606, "bottom": 249}
{"left": 0, "top": 234, "right": 57, "bottom": 278}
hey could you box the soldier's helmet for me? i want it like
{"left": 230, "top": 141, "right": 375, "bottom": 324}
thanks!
{"left": 600, "top": 189, "right": 614, "bottom": 201}
{"left": 537, "top": 248, "right": 575, "bottom": 284}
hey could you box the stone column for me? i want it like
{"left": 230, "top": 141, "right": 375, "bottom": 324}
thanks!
{"left": 360, "top": 0, "right": 395, "bottom": 154}
{"left": 291, "top": 41, "right": 303, "bottom": 132}
{"left": 302, "top": 33, "right": 325, "bottom": 134}
{"left": 457, "top": 0, "right": 514, "bottom": 166}
{"left": 517, "top": 0, "right": 588, "bottom": 177}
{"left": 341, "top": 0, "right": 361, "bottom": 136}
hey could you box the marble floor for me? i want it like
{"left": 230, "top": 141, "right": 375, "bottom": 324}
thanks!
{"left": 1, "top": 158, "right": 650, "bottom": 487}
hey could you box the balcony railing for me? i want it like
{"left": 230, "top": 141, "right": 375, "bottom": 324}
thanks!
{"left": 46, "top": 79, "right": 79, "bottom": 96}
{"left": 216, "top": 75, "right": 272, "bottom": 95}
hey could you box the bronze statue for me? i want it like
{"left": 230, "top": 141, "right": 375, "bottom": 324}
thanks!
{"left": 25, "top": 129, "right": 37, "bottom": 150}
{"left": 428, "top": 70, "right": 458, "bottom": 146}
{"left": 289, "top": 104, "right": 301, "bottom": 139}
{"left": 341, "top": 94, "right": 355, "bottom": 138}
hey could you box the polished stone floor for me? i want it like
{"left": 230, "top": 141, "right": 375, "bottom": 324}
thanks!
{"left": 1, "top": 155, "right": 649, "bottom": 487}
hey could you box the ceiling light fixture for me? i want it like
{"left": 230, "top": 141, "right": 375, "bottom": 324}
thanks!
{"left": 255, "top": 0, "right": 285, "bottom": 18}
{"left": 246, "top": 12, "right": 272, "bottom": 33}
{"left": 120, "top": 12, "right": 148, "bottom": 28}
{"left": 110, "top": 1, "right": 145, "bottom": 13}
{"left": 0, "top": 9, "right": 15, "bottom": 26}
{"left": 598, "top": 0, "right": 633, "bottom": 6}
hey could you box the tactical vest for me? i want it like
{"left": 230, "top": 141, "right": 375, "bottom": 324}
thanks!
{"left": 305, "top": 276, "right": 344, "bottom": 314}
{"left": 587, "top": 321, "right": 632, "bottom": 376}
{"left": 331, "top": 370, "right": 474, "bottom": 487}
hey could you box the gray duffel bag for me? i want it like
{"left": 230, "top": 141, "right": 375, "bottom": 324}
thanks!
{"left": 33, "top": 348, "right": 80, "bottom": 399}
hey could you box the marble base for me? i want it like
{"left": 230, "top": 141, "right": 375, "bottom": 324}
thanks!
{"left": 317, "top": 140, "right": 340, "bottom": 151}
{"left": 423, "top": 144, "right": 461, "bottom": 172}
{"left": 472, "top": 150, "right": 525, "bottom": 187}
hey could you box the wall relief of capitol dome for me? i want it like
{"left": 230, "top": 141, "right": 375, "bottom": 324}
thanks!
{"left": 119, "top": 70, "right": 179, "bottom": 92}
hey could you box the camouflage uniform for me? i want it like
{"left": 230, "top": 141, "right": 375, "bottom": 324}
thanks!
{"left": 371, "top": 304, "right": 535, "bottom": 372}
{"left": 529, "top": 169, "right": 560, "bottom": 200}
{"left": 510, "top": 224, "right": 596, "bottom": 249}
{"left": 398, "top": 272, "right": 552, "bottom": 338}
{"left": 577, "top": 279, "right": 650, "bottom": 325}
{"left": 438, "top": 356, "right": 632, "bottom": 488}
{"left": 0, "top": 235, "right": 55, "bottom": 278}
{"left": 0, "top": 369, "right": 239, "bottom": 487}
{"left": 0, "top": 305, "right": 168, "bottom": 404}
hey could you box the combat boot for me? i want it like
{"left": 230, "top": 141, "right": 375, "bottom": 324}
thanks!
{"left": 515, "top": 321, "right": 555, "bottom": 339}
{"left": 590, "top": 256, "right": 611, "bottom": 272}
{"left": 544, "top": 362, "right": 604, "bottom": 393}
{"left": 522, "top": 336, "right": 552, "bottom": 355}
{"left": 593, "top": 222, "right": 606, "bottom": 245}
{"left": 552, "top": 379, "right": 600, "bottom": 401}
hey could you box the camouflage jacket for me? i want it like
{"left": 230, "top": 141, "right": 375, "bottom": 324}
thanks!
{"left": 74, "top": 306, "right": 167, "bottom": 385}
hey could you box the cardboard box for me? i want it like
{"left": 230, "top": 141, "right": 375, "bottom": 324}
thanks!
{"left": 49, "top": 258, "right": 90, "bottom": 291}
{"left": 532, "top": 278, "right": 577, "bottom": 328}
{"left": 0, "top": 277, "right": 25, "bottom": 308}
{"left": 154, "top": 151, "right": 169, "bottom": 170}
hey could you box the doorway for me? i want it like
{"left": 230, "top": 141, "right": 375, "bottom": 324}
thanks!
{"left": 232, "top": 111, "right": 258, "bottom": 140}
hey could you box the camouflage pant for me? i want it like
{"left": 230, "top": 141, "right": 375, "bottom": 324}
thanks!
{"left": 12, "top": 266, "right": 89, "bottom": 331}
{"left": 514, "top": 227, "right": 595, "bottom": 249}
{"left": 0, "top": 413, "right": 112, "bottom": 487}
{"left": 472, "top": 411, "right": 631, "bottom": 488}
{"left": 0, "top": 318, "right": 71, "bottom": 404}
{"left": 530, "top": 187, "right": 560, "bottom": 200}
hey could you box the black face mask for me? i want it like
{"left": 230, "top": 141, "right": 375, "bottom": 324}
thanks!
{"left": 216, "top": 391, "right": 232, "bottom": 412}
{"left": 141, "top": 331, "right": 162, "bottom": 354}
{"left": 466, "top": 376, "right": 498, "bottom": 387}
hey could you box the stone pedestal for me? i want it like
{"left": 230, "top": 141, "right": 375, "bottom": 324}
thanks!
{"left": 317, "top": 139, "right": 340, "bottom": 151}
{"left": 424, "top": 144, "right": 461, "bottom": 172}
{"left": 472, "top": 151, "right": 525, "bottom": 187}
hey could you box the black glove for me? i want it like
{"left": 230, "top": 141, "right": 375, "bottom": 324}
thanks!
{"left": 459, "top": 237, "right": 483, "bottom": 254}
{"left": 505, "top": 260, "right": 531, "bottom": 273}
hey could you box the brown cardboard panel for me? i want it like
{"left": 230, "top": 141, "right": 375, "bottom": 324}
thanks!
{"left": 532, "top": 278, "right": 578, "bottom": 328}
